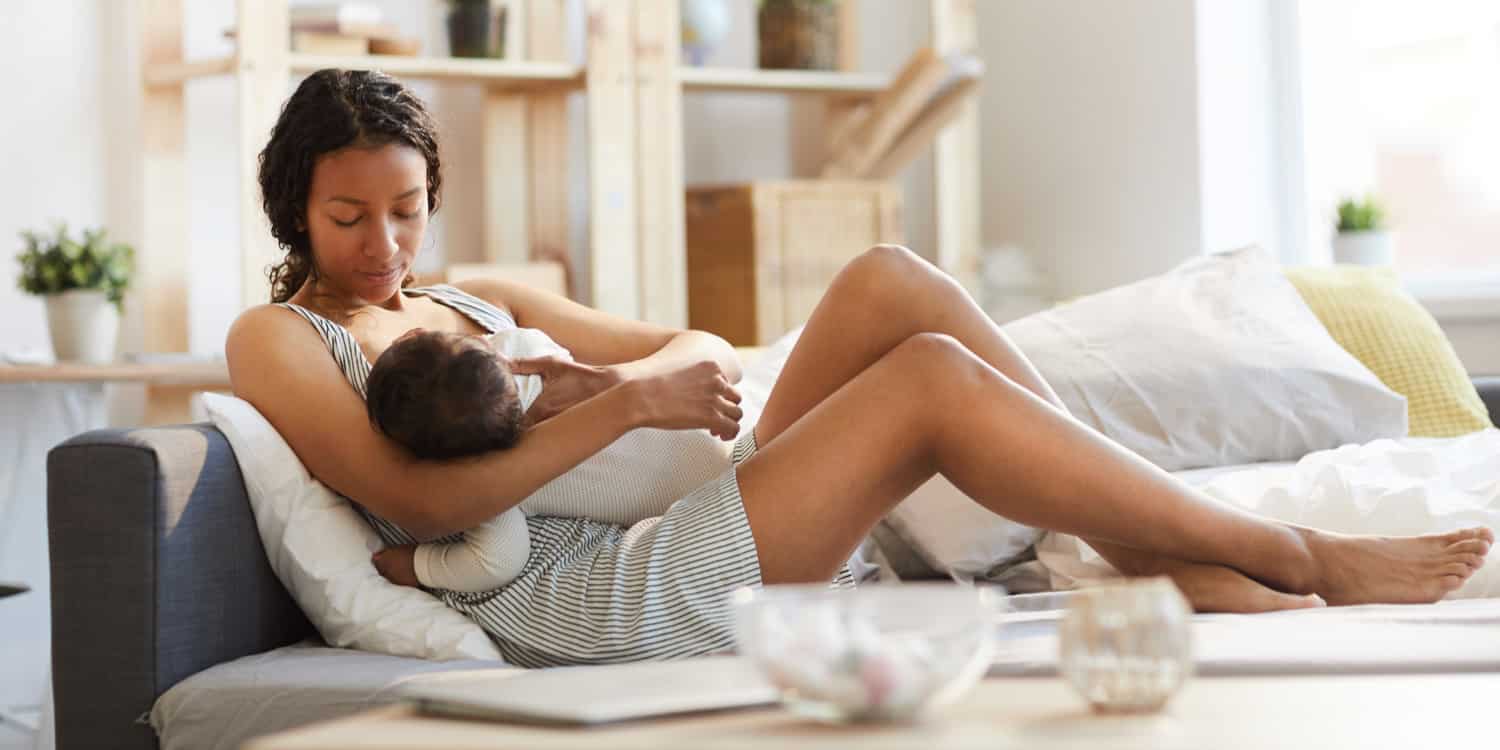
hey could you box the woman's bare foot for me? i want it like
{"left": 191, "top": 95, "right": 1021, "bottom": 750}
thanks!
{"left": 1300, "top": 527, "right": 1494, "bottom": 606}
{"left": 1166, "top": 564, "right": 1325, "bottom": 613}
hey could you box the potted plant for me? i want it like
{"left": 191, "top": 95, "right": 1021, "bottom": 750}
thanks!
{"left": 758, "top": 0, "right": 840, "bottom": 71}
{"left": 1331, "top": 195, "right": 1393, "bottom": 266}
{"left": 15, "top": 224, "right": 134, "bottom": 363}
{"left": 445, "top": 0, "right": 506, "bottom": 59}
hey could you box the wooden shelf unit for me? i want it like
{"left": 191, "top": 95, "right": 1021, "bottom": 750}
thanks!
{"left": 135, "top": 0, "right": 980, "bottom": 355}
{"left": 0, "top": 361, "right": 229, "bottom": 387}
{"left": 678, "top": 67, "right": 889, "bottom": 96}
{"left": 288, "top": 54, "right": 584, "bottom": 88}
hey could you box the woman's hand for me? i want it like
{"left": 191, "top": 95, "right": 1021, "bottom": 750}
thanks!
{"left": 628, "top": 360, "right": 743, "bottom": 440}
{"left": 372, "top": 544, "right": 420, "bottom": 587}
{"left": 510, "top": 356, "right": 623, "bottom": 426}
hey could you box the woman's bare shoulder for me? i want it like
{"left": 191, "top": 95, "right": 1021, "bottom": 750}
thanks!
{"left": 223, "top": 303, "right": 434, "bottom": 529}
{"left": 451, "top": 277, "right": 518, "bottom": 315}
{"left": 227, "top": 303, "right": 310, "bottom": 363}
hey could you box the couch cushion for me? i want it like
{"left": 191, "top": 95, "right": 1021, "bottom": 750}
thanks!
{"left": 148, "top": 640, "right": 514, "bottom": 750}
{"left": 1285, "top": 264, "right": 1491, "bottom": 437}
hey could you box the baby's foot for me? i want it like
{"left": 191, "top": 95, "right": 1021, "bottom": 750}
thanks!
{"left": 1301, "top": 527, "right": 1493, "bottom": 606}
{"left": 1167, "top": 564, "right": 1325, "bottom": 614}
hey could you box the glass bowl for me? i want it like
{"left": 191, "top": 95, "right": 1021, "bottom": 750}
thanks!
{"left": 1058, "top": 577, "right": 1194, "bottom": 713}
{"left": 730, "top": 583, "right": 1004, "bottom": 723}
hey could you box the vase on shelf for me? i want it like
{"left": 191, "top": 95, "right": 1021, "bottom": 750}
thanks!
{"left": 681, "top": 0, "right": 732, "bottom": 66}
{"left": 1331, "top": 229, "right": 1394, "bottom": 266}
{"left": 446, "top": 0, "right": 506, "bottom": 59}
{"left": 758, "top": 0, "right": 838, "bottom": 71}
{"left": 45, "top": 289, "right": 119, "bottom": 364}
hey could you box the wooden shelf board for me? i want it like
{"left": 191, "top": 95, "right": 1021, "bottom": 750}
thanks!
{"left": 0, "top": 360, "right": 230, "bottom": 387}
{"left": 144, "top": 56, "right": 236, "bottom": 87}
{"left": 679, "top": 67, "right": 887, "bottom": 96}
{"left": 289, "top": 54, "right": 584, "bottom": 88}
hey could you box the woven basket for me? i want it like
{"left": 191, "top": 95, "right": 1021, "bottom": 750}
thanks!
{"left": 757, "top": 1, "right": 838, "bottom": 70}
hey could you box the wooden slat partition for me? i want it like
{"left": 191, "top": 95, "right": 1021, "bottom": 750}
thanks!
{"left": 584, "top": 0, "right": 640, "bottom": 318}
{"left": 528, "top": 0, "right": 572, "bottom": 279}
{"left": 931, "top": 0, "right": 981, "bottom": 292}
{"left": 141, "top": 0, "right": 189, "bottom": 354}
{"left": 634, "top": 0, "right": 688, "bottom": 326}
{"left": 236, "top": 0, "right": 290, "bottom": 308}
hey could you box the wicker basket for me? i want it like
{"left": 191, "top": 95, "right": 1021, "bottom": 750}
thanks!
{"left": 757, "top": 1, "right": 839, "bottom": 70}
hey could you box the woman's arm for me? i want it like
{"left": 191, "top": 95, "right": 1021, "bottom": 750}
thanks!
{"left": 455, "top": 277, "right": 742, "bottom": 384}
{"left": 225, "top": 305, "right": 641, "bottom": 540}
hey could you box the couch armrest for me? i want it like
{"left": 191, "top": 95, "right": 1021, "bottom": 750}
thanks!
{"left": 1475, "top": 377, "right": 1500, "bottom": 428}
{"left": 48, "top": 424, "right": 313, "bottom": 750}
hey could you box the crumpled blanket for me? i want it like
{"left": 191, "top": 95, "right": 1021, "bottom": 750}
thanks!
{"left": 1038, "top": 429, "right": 1500, "bottom": 599}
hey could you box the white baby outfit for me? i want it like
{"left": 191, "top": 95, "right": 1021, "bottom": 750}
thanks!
{"left": 412, "top": 327, "right": 736, "bottom": 592}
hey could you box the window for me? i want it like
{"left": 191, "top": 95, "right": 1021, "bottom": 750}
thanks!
{"left": 1297, "top": 0, "right": 1500, "bottom": 284}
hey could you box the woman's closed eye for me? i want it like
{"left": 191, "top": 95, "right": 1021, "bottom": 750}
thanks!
{"left": 330, "top": 210, "right": 420, "bottom": 228}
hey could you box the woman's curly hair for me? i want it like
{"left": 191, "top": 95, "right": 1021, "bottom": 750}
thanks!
{"left": 257, "top": 69, "right": 443, "bottom": 303}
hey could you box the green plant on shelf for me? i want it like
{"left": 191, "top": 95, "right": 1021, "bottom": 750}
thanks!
{"left": 15, "top": 223, "right": 134, "bottom": 310}
{"left": 1335, "top": 195, "right": 1386, "bottom": 233}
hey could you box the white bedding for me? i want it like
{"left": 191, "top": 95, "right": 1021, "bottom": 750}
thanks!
{"left": 1037, "top": 429, "right": 1500, "bottom": 598}
{"left": 989, "top": 598, "right": 1500, "bottom": 677}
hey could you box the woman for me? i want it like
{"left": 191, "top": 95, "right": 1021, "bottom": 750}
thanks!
{"left": 227, "top": 70, "right": 1491, "bottom": 667}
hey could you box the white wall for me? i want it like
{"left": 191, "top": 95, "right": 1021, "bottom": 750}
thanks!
{"left": 0, "top": 1, "right": 111, "bottom": 356}
{"left": 974, "top": 0, "right": 1205, "bottom": 300}
{"left": 1195, "top": 0, "right": 1283, "bottom": 259}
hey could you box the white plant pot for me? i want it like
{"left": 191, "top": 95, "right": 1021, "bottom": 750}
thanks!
{"left": 1331, "top": 230, "right": 1394, "bottom": 266}
{"left": 45, "top": 290, "right": 119, "bottom": 363}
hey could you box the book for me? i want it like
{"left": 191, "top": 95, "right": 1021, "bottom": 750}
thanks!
{"left": 292, "top": 31, "right": 370, "bottom": 56}
{"left": 289, "top": 3, "right": 383, "bottom": 30}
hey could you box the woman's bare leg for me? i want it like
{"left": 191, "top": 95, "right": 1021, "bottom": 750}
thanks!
{"left": 752, "top": 246, "right": 1317, "bottom": 609}
{"left": 746, "top": 250, "right": 1490, "bottom": 605}
{"left": 739, "top": 334, "right": 1489, "bottom": 603}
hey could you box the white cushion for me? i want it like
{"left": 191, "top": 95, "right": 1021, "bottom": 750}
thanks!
{"left": 201, "top": 392, "right": 503, "bottom": 662}
{"left": 1002, "top": 246, "right": 1408, "bottom": 471}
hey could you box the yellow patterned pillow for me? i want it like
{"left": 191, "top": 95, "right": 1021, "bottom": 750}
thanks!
{"left": 1284, "top": 265, "right": 1490, "bottom": 437}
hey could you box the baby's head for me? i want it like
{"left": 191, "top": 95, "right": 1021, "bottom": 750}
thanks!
{"left": 366, "top": 330, "right": 525, "bottom": 460}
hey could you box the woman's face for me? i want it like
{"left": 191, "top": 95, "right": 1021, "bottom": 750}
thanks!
{"left": 304, "top": 142, "right": 429, "bottom": 304}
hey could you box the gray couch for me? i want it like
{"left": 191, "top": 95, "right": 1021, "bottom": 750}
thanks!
{"left": 48, "top": 378, "right": 1500, "bottom": 749}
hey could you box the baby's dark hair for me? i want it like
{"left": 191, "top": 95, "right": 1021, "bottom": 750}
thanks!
{"left": 365, "top": 332, "right": 524, "bottom": 460}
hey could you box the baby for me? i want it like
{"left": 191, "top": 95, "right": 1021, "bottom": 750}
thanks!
{"left": 364, "top": 326, "right": 734, "bottom": 592}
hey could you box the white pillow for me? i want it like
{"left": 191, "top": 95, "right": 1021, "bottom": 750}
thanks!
{"left": 200, "top": 392, "right": 503, "bottom": 662}
{"left": 1002, "top": 246, "right": 1408, "bottom": 471}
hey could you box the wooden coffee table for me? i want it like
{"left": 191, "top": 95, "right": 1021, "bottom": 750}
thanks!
{"left": 246, "top": 673, "right": 1495, "bottom": 749}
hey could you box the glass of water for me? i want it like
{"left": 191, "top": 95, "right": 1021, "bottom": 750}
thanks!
{"left": 1058, "top": 577, "right": 1193, "bottom": 713}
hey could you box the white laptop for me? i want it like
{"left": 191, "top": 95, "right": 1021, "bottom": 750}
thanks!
{"left": 401, "top": 656, "right": 779, "bottom": 726}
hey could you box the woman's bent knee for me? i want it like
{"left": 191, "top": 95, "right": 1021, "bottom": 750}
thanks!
{"left": 887, "top": 332, "right": 983, "bottom": 383}
{"left": 832, "top": 244, "right": 926, "bottom": 298}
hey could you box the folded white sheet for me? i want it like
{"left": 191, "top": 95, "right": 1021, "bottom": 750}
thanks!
{"left": 1038, "top": 430, "right": 1500, "bottom": 598}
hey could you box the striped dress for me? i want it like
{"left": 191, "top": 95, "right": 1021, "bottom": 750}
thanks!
{"left": 279, "top": 284, "right": 852, "bottom": 667}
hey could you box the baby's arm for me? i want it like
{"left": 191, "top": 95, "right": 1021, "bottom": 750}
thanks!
{"left": 407, "top": 508, "right": 533, "bottom": 592}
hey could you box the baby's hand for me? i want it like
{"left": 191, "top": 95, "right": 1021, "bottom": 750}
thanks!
{"left": 372, "top": 544, "right": 420, "bottom": 587}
